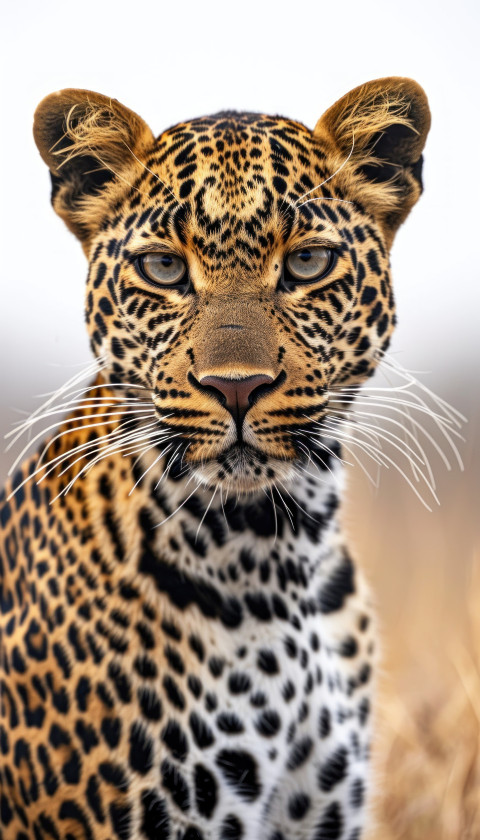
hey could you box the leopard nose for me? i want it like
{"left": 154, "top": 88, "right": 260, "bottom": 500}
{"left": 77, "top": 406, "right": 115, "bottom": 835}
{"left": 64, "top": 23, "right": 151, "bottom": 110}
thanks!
{"left": 199, "top": 374, "right": 274, "bottom": 423}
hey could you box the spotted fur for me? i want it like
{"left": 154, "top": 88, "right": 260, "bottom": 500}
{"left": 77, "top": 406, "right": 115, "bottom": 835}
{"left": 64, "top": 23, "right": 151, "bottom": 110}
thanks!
{"left": 0, "top": 78, "right": 430, "bottom": 839}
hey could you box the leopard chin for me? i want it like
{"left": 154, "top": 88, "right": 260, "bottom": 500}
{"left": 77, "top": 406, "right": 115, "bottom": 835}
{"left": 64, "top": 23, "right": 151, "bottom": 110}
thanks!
{"left": 188, "top": 443, "right": 298, "bottom": 495}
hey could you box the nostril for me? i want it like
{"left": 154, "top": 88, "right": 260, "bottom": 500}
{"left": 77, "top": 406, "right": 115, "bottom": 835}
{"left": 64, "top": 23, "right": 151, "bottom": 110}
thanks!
{"left": 248, "top": 376, "right": 278, "bottom": 408}
{"left": 199, "top": 374, "right": 273, "bottom": 420}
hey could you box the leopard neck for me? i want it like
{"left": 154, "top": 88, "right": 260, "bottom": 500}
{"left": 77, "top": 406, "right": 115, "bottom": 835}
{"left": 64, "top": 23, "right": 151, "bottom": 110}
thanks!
{"left": 80, "top": 436, "right": 345, "bottom": 606}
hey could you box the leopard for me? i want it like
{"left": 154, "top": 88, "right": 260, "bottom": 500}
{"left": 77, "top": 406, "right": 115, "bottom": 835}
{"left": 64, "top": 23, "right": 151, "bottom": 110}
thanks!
{"left": 0, "top": 77, "right": 430, "bottom": 840}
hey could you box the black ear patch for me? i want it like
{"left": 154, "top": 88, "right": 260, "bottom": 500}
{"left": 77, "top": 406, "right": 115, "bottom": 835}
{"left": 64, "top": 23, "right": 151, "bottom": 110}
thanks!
{"left": 370, "top": 122, "right": 418, "bottom": 165}
{"left": 359, "top": 122, "right": 425, "bottom": 190}
{"left": 50, "top": 155, "right": 116, "bottom": 203}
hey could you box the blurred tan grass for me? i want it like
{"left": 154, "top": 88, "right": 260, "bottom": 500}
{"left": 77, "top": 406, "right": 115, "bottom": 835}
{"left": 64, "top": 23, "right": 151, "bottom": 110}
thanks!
{"left": 370, "top": 636, "right": 480, "bottom": 839}
{"left": 348, "top": 476, "right": 480, "bottom": 840}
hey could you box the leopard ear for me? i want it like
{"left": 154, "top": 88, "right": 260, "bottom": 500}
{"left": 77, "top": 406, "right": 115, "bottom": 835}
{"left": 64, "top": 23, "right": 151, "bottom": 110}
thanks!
{"left": 33, "top": 89, "right": 154, "bottom": 246}
{"left": 314, "top": 77, "right": 431, "bottom": 242}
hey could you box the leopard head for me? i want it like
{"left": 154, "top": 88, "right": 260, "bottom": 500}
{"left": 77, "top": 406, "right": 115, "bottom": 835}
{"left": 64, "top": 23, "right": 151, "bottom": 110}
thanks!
{"left": 33, "top": 78, "right": 430, "bottom": 493}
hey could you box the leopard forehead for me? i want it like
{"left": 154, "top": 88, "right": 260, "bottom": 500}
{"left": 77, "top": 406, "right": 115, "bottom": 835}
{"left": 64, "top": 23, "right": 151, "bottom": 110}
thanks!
{"left": 96, "top": 111, "right": 346, "bottom": 286}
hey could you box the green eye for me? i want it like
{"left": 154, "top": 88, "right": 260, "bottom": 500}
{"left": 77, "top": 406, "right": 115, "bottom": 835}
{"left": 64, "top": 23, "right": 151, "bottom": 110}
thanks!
{"left": 285, "top": 246, "right": 333, "bottom": 282}
{"left": 138, "top": 253, "right": 187, "bottom": 286}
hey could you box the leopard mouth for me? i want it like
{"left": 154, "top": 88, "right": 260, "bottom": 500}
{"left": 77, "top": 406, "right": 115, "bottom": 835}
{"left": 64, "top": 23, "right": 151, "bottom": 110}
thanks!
{"left": 150, "top": 408, "right": 336, "bottom": 494}
{"left": 186, "top": 442, "right": 299, "bottom": 494}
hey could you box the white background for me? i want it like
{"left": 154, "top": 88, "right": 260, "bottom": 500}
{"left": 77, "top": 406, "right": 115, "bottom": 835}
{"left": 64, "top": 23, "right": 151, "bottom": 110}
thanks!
{"left": 0, "top": 0, "right": 479, "bottom": 644}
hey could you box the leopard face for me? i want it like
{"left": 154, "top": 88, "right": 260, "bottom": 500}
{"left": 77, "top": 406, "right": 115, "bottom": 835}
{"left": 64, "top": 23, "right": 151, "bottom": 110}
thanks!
{"left": 34, "top": 80, "right": 430, "bottom": 494}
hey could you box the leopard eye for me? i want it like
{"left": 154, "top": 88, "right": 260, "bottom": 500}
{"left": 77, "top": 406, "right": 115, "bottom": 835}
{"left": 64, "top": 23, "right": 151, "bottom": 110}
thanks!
{"left": 285, "top": 246, "right": 333, "bottom": 283}
{"left": 138, "top": 253, "right": 187, "bottom": 286}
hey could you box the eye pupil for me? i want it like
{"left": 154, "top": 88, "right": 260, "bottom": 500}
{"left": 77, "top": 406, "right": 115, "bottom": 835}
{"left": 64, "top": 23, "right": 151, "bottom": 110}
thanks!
{"left": 299, "top": 250, "right": 312, "bottom": 262}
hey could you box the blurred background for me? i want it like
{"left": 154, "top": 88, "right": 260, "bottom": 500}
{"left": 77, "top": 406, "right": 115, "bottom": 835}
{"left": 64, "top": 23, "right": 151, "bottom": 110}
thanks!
{"left": 1, "top": 0, "right": 479, "bottom": 835}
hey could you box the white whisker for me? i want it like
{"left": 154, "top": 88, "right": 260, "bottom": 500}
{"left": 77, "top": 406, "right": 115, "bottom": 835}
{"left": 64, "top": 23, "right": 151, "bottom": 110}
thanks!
{"left": 297, "top": 430, "right": 353, "bottom": 469}
{"left": 46, "top": 425, "right": 165, "bottom": 504}
{"left": 276, "top": 478, "right": 319, "bottom": 524}
{"left": 321, "top": 419, "right": 437, "bottom": 511}
{"left": 7, "top": 356, "right": 104, "bottom": 446}
{"left": 329, "top": 405, "right": 439, "bottom": 486}
{"left": 332, "top": 412, "right": 426, "bottom": 466}
{"left": 195, "top": 484, "right": 218, "bottom": 542}
{"left": 296, "top": 131, "right": 355, "bottom": 206}
{"left": 7, "top": 400, "right": 154, "bottom": 436}
{"left": 267, "top": 487, "right": 279, "bottom": 543}
{"left": 42, "top": 422, "right": 163, "bottom": 486}
{"left": 219, "top": 486, "right": 229, "bottom": 533}
{"left": 120, "top": 139, "right": 180, "bottom": 206}
{"left": 154, "top": 444, "right": 183, "bottom": 491}
{"left": 272, "top": 485, "right": 295, "bottom": 530}
{"left": 154, "top": 483, "right": 203, "bottom": 529}
{"left": 8, "top": 410, "right": 157, "bottom": 476}
{"left": 129, "top": 442, "right": 175, "bottom": 496}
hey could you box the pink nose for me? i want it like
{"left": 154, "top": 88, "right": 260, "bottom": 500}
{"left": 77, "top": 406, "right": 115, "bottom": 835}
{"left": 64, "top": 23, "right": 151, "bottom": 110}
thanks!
{"left": 199, "top": 374, "right": 274, "bottom": 422}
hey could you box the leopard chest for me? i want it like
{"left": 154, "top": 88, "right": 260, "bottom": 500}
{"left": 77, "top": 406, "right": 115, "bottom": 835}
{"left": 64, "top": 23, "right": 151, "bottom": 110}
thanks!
{"left": 48, "top": 582, "right": 341, "bottom": 836}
